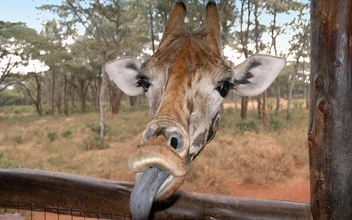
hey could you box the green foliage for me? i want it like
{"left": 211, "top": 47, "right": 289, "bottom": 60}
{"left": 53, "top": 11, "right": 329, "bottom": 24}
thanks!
{"left": 0, "top": 89, "right": 30, "bottom": 106}
{"left": 68, "top": 106, "right": 80, "bottom": 114}
{"left": 87, "top": 123, "right": 111, "bottom": 136}
{"left": 236, "top": 118, "right": 259, "bottom": 133}
{"left": 268, "top": 117, "right": 284, "bottom": 131}
{"left": 81, "top": 136, "right": 109, "bottom": 151}
{"left": 0, "top": 152, "right": 19, "bottom": 168}
{"left": 0, "top": 105, "right": 34, "bottom": 115}
{"left": 61, "top": 129, "right": 72, "bottom": 139}
{"left": 46, "top": 131, "right": 57, "bottom": 142}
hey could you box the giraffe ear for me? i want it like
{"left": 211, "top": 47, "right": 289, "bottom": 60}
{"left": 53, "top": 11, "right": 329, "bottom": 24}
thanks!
{"left": 232, "top": 54, "right": 286, "bottom": 96}
{"left": 104, "top": 57, "right": 144, "bottom": 96}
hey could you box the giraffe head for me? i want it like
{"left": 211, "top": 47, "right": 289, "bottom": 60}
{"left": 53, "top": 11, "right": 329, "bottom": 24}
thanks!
{"left": 105, "top": 0, "right": 285, "bottom": 210}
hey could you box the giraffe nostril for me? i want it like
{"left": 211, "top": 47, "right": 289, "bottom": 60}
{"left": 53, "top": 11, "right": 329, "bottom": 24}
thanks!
{"left": 170, "top": 137, "right": 179, "bottom": 150}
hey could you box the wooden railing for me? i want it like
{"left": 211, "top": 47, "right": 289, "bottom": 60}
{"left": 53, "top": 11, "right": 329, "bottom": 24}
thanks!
{"left": 0, "top": 168, "right": 311, "bottom": 219}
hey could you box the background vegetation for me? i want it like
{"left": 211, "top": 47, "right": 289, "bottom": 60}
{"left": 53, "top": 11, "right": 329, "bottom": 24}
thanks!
{"left": 0, "top": 0, "right": 310, "bottom": 201}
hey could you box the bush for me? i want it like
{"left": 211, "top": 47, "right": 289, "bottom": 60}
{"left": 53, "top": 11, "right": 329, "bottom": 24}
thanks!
{"left": 68, "top": 106, "right": 80, "bottom": 114}
{"left": 236, "top": 118, "right": 258, "bottom": 133}
{"left": 81, "top": 136, "right": 109, "bottom": 151}
{"left": 268, "top": 117, "right": 283, "bottom": 131}
{"left": 0, "top": 152, "right": 19, "bottom": 168}
{"left": 86, "top": 123, "right": 111, "bottom": 136}
{"left": 61, "top": 129, "right": 73, "bottom": 139}
{"left": 47, "top": 131, "right": 57, "bottom": 142}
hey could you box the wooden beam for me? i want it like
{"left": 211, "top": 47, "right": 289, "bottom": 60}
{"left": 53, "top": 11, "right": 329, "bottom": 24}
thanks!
{"left": 310, "top": 0, "right": 352, "bottom": 219}
{"left": 0, "top": 169, "right": 311, "bottom": 219}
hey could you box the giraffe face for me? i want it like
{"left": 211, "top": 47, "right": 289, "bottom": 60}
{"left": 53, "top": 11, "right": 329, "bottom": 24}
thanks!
{"left": 105, "top": 1, "right": 286, "bottom": 215}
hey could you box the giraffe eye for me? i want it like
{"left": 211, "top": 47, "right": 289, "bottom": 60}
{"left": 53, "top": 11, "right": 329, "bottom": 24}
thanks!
{"left": 137, "top": 78, "right": 151, "bottom": 92}
{"left": 216, "top": 81, "right": 233, "bottom": 98}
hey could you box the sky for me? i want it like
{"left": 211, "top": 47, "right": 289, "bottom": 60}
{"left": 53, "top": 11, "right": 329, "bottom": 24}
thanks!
{"left": 0, "top": 0, "right": 61, "bottom": 32}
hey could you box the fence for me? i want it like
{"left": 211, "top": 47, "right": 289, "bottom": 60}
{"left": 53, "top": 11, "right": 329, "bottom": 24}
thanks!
{"left": 0, "top": 168, "right": 310, "bottom": 219}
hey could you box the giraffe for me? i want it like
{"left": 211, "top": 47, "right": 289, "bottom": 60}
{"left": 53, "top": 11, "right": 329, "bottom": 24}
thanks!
{"left": 105, "top": 1, "right": 285, "bottom": 218}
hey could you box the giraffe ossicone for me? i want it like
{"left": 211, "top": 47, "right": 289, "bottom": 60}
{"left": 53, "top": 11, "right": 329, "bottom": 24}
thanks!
{"left": 105, "top": 1, "right": 285, "bottom": 218}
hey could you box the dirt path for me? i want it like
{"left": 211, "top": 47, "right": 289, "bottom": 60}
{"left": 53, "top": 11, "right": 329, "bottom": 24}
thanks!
{"left": 224, "top": 177, "right": 310, "bottom": 202}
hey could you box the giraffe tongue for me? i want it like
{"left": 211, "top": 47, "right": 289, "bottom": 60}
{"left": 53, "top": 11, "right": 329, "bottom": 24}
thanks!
{"left": 130, "top": 167, "right": 168, "bottom": 220}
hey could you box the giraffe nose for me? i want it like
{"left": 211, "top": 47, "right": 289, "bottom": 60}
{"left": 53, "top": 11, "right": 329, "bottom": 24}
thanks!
{"left": 140, "top": 115, "right": 189, "bottom": 154}
{"left": 143, "top": 123, "right": 184, "bottom": 151}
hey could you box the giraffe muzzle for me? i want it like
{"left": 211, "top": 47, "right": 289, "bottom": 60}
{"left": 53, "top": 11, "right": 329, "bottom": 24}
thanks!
{"left": 129, "top": 116, "right": 190, "bottom": 219}
{"left": 130, "top": 116, "right": 190, "bottom": 178}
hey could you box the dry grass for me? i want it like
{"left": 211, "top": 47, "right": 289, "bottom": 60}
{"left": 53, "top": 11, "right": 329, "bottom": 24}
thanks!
{"left": 0, "top": 101, "right": 309, "bottom": 198}
{"left": 181, "top": 106, "right": 309, "bottom": 195}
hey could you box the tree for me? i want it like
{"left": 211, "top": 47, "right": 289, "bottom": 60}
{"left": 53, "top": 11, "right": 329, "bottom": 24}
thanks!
{"left": 18, "top": 72, "right": 44, "bottom": 115}
{"left": 236, "top": 0, "right": 255, "bottom": 119}
{"left": 265, "top": 0, "right": 307, "bottom": 117}
{"left": 0, "top": 21, "right": 38, "bottom": 92}
{"left": 65, "top": 39, "right": 96, "bottom": 114}
{"left": 285, "top": 3, "right": 310, "bottom": 119}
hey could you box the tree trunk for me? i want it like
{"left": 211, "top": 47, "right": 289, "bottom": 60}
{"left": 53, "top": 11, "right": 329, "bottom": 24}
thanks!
{"left": 274, "top": 78, "right": 280, "bottom": 117}
{"left": 240, "top": 96, "right": 248, "bottom": 119}
{"left": 149, "top": 9, "right": 155, "bottom": 53}
{"left": 262, "top": 92, "right": 268, "bottom": 126}
{"left": 51, "top": 68, "right": 56, "bottom": 115}
{"left": 257, "top": 95, "right": 262, "bottom": 119}
{"left": 310, "top": 0, "right": 352, "bottom": 219}
{"left": 286, "top": 63, "right": 298, "bottom": 119}
{"left": 304, "top": 84, "right": 309, "bottom": 109}
{"left": 99, "top": 66, "right": 107, "bottom": 140}
{"left": 36, "top": 74, "right": 43, "bottom": 116}
{"left": 107, "top": 80, "right": 124, "bottom": 115}
{"left": 286, "top": 83, "right": 294, "bottom": 119}
{"left": 56, "top": 91, "right": 62, "bottom": 114}
{"left": 64, "top": 74, "right": 68, "bottom": 116}
{"left": 130, "top": 96, "right": 137, "bottom": 107}
{"left": 111, "top": 91, "right": 123, "bottom": 114}
{"left": 81, "top": 93, "right": 87, "bottom": 114}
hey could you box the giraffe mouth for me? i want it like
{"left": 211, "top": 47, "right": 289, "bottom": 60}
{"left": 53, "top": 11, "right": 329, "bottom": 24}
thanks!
{"left": 129, "top": 137, "right": 188, "bottom": 218}
{"left": 130, "top": 167, "right": 168, "bottom": 219}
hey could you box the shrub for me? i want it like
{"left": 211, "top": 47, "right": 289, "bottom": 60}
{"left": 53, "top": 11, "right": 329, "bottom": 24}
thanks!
{"left": 268, "top": 117, "right": 283, "bottom": 131}
{"left": 86, "top": 123, "right": 111, "bottom": 136}
{"left": 81, "top": 136, "right": 109, "bottom": 151}
{"left": 47, "top": 131, "right": 57, "bottom": 142}
{"left": 236, "top": 118, "right": 258, "bottom": 133}
{"left": 0, "top": 152, "right": 19, "bottom": 168}
{"left": 61, "top": 129, "right": 73, "bottom": 139}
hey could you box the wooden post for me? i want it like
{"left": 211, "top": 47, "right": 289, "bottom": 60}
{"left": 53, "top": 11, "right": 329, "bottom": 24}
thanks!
{"left": 309, "top": 0, "right": 352, "bottom": 219}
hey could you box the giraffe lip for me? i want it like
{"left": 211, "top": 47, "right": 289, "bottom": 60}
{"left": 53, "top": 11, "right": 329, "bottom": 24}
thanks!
{"left": 130, "top": 167, "right": 169, "bottom": 219}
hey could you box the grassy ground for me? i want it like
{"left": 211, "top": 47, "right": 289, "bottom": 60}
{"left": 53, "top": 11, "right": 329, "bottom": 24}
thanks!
{"left": 0, "top": 100, "right": 309, "bottom": 197}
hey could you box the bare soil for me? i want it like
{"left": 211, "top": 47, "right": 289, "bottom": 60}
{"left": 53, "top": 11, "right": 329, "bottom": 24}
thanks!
{"left": 224, "top": 176, "right": 309, "bottom": 202}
